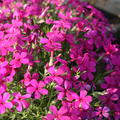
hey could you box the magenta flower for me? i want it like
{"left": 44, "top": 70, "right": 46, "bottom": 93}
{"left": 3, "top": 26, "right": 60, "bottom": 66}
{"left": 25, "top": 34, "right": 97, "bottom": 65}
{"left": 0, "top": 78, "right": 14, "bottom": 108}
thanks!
{"left": 101, "top": 73, "right": 120, "bottom": 90}
{"left": 0, "top": 75, "right": 7, "bottom": 91}
{"left": 0, "top": 92, "right": 13, "bottom": 114}
{"left": 53, "top": 20, "right": 72, "bottom": 29}
{"left": 0, "top": 61, "right": 8, "bottom": 76}
{"left": 40, "top": 37, "right": 61, "bottom": 52}
{"left": 40, "top": 31, "right": 64, "bottom": 52}
{"left": 21, "top": 72, "right": 39, "bottom": 86}
{"left": 12, "top": 92, "right": 31, "bottom": 112}
{"left": 25, "top": 3, "right": 42, "bottom": 16}
{"left": 99, "top": 88, "right": 119, "bottom": 107}
{"left": 77, "top": 53, "right": 96, "bottom": 80}
{"left": 27, "top": 80, "right": 48, "bottom": 99}
{"left": 104, "top": 43, "right": 118, "bottom": 55}
{"left": 55, "top": 81, "right": 73, "bottom": 101}
{"left": 46, "top": 105, "right": 70, "bottom": 120}
{"left": 115, "top": 110, "right": 120, "bottom": 120}
{"left": 73, "top": 79, "right": 91, "bottom": 91}
{"left": 93, "top": 106, "right": 110, "bottom": 119}
{"left": 111, "top": 54, "right": 120, "bottom": 67}
{"left": 0, "top": 86, "right": 6, "bottom": 94}
{"left": 10, "top": 52, "right": 29, "bottom": 68}
{"left": 45, "top": 66, "right": 64, "bottom": 85}
{"left": 0, "top": 40, "right": 14, "bottom": 56}
{"left": 72, "top": 90, "right": 92, "bottom": 109}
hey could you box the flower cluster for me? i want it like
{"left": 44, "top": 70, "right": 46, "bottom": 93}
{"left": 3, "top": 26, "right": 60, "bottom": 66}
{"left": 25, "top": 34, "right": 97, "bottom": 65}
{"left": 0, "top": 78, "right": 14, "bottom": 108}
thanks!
{"left": 0, "top": 0, "right": 119, "bottom": 119}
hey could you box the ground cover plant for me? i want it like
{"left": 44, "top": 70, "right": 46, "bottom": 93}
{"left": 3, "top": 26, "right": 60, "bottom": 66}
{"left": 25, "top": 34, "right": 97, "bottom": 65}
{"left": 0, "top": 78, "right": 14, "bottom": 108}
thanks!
{"left": 0, "top": 0, "right": 120, "bottom": 120}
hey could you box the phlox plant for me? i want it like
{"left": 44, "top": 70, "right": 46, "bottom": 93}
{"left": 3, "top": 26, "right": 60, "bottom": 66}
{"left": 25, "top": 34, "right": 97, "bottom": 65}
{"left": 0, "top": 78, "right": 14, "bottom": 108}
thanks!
{"left": 0, "top": 0, "right": 120, "bottom": 120}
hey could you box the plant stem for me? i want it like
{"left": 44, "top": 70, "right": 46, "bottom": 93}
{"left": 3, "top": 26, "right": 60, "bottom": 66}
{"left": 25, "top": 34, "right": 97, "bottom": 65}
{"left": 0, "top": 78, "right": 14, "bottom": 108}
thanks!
{"left": 49, "top": 51, "right": 54, "bottom": 66}
{"left": 44, "top": 51, "right": 54, "bottom": 76}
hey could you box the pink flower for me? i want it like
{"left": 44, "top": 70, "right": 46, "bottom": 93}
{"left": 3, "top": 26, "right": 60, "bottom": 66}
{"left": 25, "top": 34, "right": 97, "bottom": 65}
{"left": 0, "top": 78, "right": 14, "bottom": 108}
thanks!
{"left": 115, "top": 111, "right": 120, "bottom": 120}
{"left": 40, "top": 37, "right": 61, "bottom": 52}
{"left": 10, "top": 52, "right": 29, "bottom": 68}
{"left": 53, "top": 20, "right": 72, "bottom": 29}
{"left": 25, "top": 3, "right": 42, "bottom": 16}
{"left": 0, "top": 92, "right": 13, "bottom": 114}
{"left": 47, "top": 105, "right": 70, "bottom": 120}
{"left": 0, "top": 40, "right": 14, "bottom": 56}
{"left": 27, "top": 80, "right": 48, "bottom": 99}
{"left": 0, "top": 86, "right": 6, "bottom": 94}
{"left": 21, "top": 72, "right": 39, "bottom": 86}
{"left": 55, "top": 81, "right": 73, "bottom": 101}
{"left": 73, "top": 79, "right": 91, "bottom": 91}
{"left": 0, "top": 61, "right": 8, "bottom": 76}
{"left": 72, "top": 90, "right": 92, "bottom": 109}
{"left": 99, "top": 88, "right": 119, "bottom": 107}
{"left": 93, "top": 106, "right": 110, "bottom": 119}
{"left": 45, "top": 66, "right": 64, "bottom": 85}
{"left": 40, "top": 31, "right": 64, "bottom": 52}
{"left": 76, "top": 53, "right": 96, "bottom": 80}
{"left": 0, "top": 75, "right": 7, "bottom": 91}
{"left": 12, "top": 92, "right": 31, "bottom": 112}
{"left": 104, "top": 43, "right": 118, "bottom": 55}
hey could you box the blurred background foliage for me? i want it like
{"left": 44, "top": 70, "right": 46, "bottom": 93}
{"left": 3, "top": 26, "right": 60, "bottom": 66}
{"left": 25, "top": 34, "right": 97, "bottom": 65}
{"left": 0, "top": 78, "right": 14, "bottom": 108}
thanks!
{"left": 82, "top": 0, "right": 120, "bottom": 44}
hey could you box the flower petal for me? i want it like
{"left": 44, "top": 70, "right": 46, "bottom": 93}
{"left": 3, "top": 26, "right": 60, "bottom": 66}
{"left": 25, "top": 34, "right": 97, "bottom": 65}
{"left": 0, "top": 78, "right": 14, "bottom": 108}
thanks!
{"left": 21, "top": 100, "right": 30, "bottom": 109}
{"left": 38, "top": 81, "right": 45, "bottom": 88}
{"left": 27, "top": 87, "right": 35, "bottom": 93}
{"left": 85, "top": 96, "right": 92, "bottom": 103}
{"left": 21, "top": 52, "right": 27, "bottom": 58}
{"left": 54, "top": 77, "right": 63, "bottom": 85}
{"left": 50, "top": 105, "right": 58, "bottom": 114}
{"left": 71, "top": 92, "right": 79, "bottom": 99}
{"left": 39, "top": 89, "right": 48, "bottom": 95}
{"left": 80, "top": 90, "right": 87, "bottom": 98}
{"left": 59, "top": 106, "right": 68, "bottom": 115}
{"left": 81, "top": 102, "right": 89, "bottom": 110}
{"left": 4, "top": 102, "right": 13, "bottom": 109}
{"left": 30, "top": 79, "right": 38, "bottom": 88}
{"left": 3, "top": 92, "right": 10, "bottom": 101}
{"left": 40, "top": 38, "right": 48, "bottom": 44}
{"left": 34, "top": 91, "right": 41, "bottom": 99}
{"left": 103, "top": 112, "right": 109, "bottom": 118}
{"left": 22, "top": 94, "right": 31, "bottom": 99}
{"left": 57, "top": 92, "right": 64, "bottom": 100}
{"left": 16, "top": 102, "right": 22, "bottom": 112}
{"left": 60, "top": 116, "right": 70, "bottom": 120}
{"left": 55, "top": 85, "right": 64, "bottom": 92}
{"left": 21, "top": 58, "right": 29, "bottom": 64}
{"left": 48, "top": 66, "right": 55, "bottom": 75}
{"left": 0, "top": 105, "right": 6, "bottom": 114}
{"left": 103, "top": 106, "right": 110, "bottom": 112}
{"left": 46, "top": 114, "right": 55, "bottom": 120}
